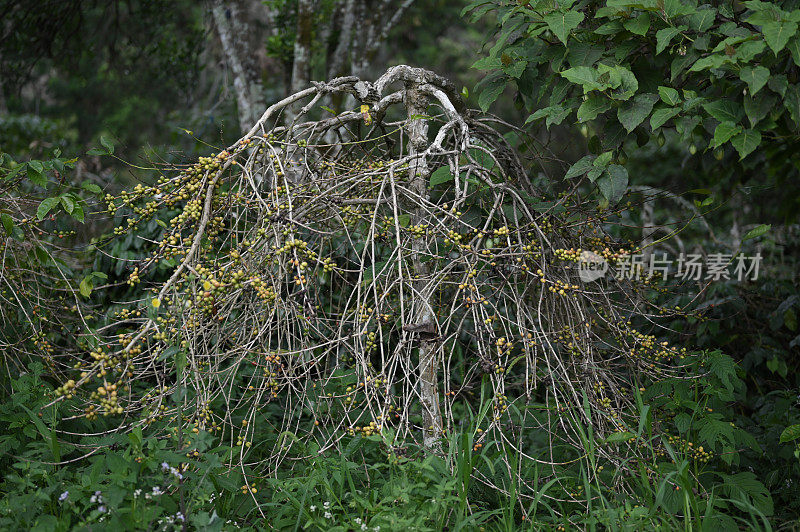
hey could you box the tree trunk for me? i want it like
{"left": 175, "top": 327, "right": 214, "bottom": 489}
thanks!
{"left": 404, "top": 83, "right": 443, "bottom": 453}
{"left": 211, "top": 0, "right": 265, "bottom": 132}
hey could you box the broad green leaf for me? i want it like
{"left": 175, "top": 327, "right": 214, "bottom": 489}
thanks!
{"left": 564, "top": 155, "right": 596, "bottom": 179}
{"left": 71, "top": 204, "right": 85, "bottom": 223}
{"left": 526, "top": 105, "right": 571, "bottom": 128}
{"left": 768, "top": 74, "right": 788, "bottom": 97}
{"left": 624, "top": 12, "right": 651, "bottom": 35}
{"left": 656, "top": 26, "right": 685, "bottom": 54}
{"left": 595, "top": 20, "right": 624, "bottom": 35}
{"left": 731, "top": 129, "right": 762, "bottom": 159}
{"left": 658, "top": 86, "right": 681, "bottom": 106}
{"left": 100, "top": 135, "right": 115, "bottom": 154}
{"left": 663, "top": 0, "right": 695, "bottom": 18}
{"left": 560, "top": 66, "right": 605, "bottom": 92}
{"left": 712, "top": 121, "right": 742, "bottom": 148}
{"left": 544, "top": 11, "right": 585, "bottom": 45}
{"left": 675, "top": 115, "right": 701, "bottom": 139}
{"left": 744, "top": 93, "right": 775, "bottom": 127}
{"left": 689, "top": 54, "right": 727, "bottom": 72}
{"left": 688, "top": 5, "right": 716, "bottom": 32}
{"left": 1, "top": 213, "right": 13, "bottom": 236}
{"left": 577, "top": 93, "right": 612, "bottom": 121}
{"left": 605, "top": 431, "right": 635, "bottom": 443}
{"left": 780, "top": 424, "right": 800, "bottom": 443}
{"left": 81, "top": 181, "right": 103, "bottom": 194}
{"left": 788, "top": 37, "right": 800, "bottom": 66}
{"left": 617, "top": 93, "right": 658, "bottom": 131}
{"left": 478, "top": 76, "right": 506, "bottom": 111}
{"left": 478, "top": 77, "right": 506, "bottom": 111}
{"left": 762, "top": 21, "right": 797, "bottom": 54}
{"left": 593, "top": 151, "right": 614, "bottom": 168}
{"left": 785, "top": 85, "right": 800, "bottom": 124}
{"left": 60, "top": 195, "right": 75, "bottom": 214}
{"left": 743, "top": 223, "right": 771, "bottom": 241}
{"left": 739, "top": 65, "right": 770, "bottom": 96}
{"left": 596, "top": 164, "right": 628, "bottom": 203}
{"left": 650, "top": 106, "right": 681, "bottom": 129}
{"left": 702, "top": 99, "right": 744, "bottom": 123}
{"left": 429, "top": 166, "right": 454, "bottom": 186}
{"left": 79, "top": 276, "right": 94, "bottom": 298}
{"left": 27, "top": 164, "right": 47, "bottom": 187}
{"left": 37, "top": 197, "right": 60, "bottom": 220}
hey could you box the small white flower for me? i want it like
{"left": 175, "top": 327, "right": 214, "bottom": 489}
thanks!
{"left": 354, "top": 518, "right": 361, "bottom": 524}
{"left": 324, "top": 511, "right": 332, "bottom": 519}
{"left": 309, "top": 505, "right": 316, "bottom": 511}
{"left": 58, "top": 491, "right": 69, "bottom": 502}
{"left": 323, "top": 501, "right": 331, "bottom": 509}
{"left": 361, "top": 524, "right": 368, "bottom": 531}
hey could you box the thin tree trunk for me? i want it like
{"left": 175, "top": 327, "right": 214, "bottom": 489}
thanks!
{"left": 285, "top": 0, "right": 315, "bottom": 124}
{"left": 211, "top": 0, "right": 265, "bottom": 132}
{"left": 405, "top": 83, "right": 443, "bottom": 453}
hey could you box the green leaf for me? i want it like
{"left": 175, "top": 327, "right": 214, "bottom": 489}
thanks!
{"left": 478, "top": 77, "right": 507, "bottom": 111}
{"left": 526, "top": 105, "right": 571, "bottom": 128}
{"left": 658, "top": 86, "right": 681, "bottom": 106}
{"left": 564, "top": 155, "right": 596, "bottom": 179}
{"left": 560, "top": 66, "right": 605, "bottom": 92}
{"left": 702, "top": 99, "right": 744, "bottom": 123}
{"left": 785, "top": 84, "right": 800, "bottom": 124}
{"left": 71, "top": 204, "right": 85, "bottom": 223}
{"left": 739, "top": 65, "right": 770, "bottom": 96}
{"left": 688, "top": 6, "right": 716, "bottom": 32}
{"left": 79, "top": 276, "right": 94, "bottom": 298}
{"left": 544, "top": 11, "right": 585, "bottom": 45}
{"left": 650, "top": 106, "right": 681, "bottom": 129}
{"left": 721, "top": 472, "right": 773, "bottom": 516}
{"left": 605, "top": 431, "right": 635, "bottom": 443}
{"left": 596, "top": 164, "right": 628, "bottom": 203}
{"left": 730, "top": 129, "right": 762, "bottom": 159}
{"left": 60, "top": 195, "right": 75, "bottom": 214}
{"left": 577, "top": 93, "right": 612, "bottom": 121}
{"left": 744, "top": 93, "right": 776, "bottom": 127}
{"left": 743, "top": 223, "right": 771, "bottom": 241}
{"left": 36, "top": 197, "right": 60, "bottom": 220}
{"left": 712, "top": 121, "right": 742, "bottom": 148}
{"left": 81, "top": 181, "right": 103, "bottom": 194}
{"left": 100, "top": 135, "right": 115, "bottom": 154}
{"left": 623, "top": 12, "right": 650, "bottom": 35}
{"left": 27, "top": 164, "right": 47, "bottom": 187}
{"left": 768, "top": 74, "right": 788, "bottom": 97}
{"left": 762, "top": 21, "right": 797, "bottom": 54}
{"left": 788, "top": 37, "right": 800, "bottom": 66}
{"left": 618, "top": 93, "right": 658, "bottom": 132}
{"left": 780, "top": 424, "right": 800, "bottom": 443}
{"left": 656, "top": 26, "right": 685, "bottom": 54}
{"left": 430, "top": 166, "right": 454, "bottom": 187}
{"left": 1, "top": 213, "right": 14, "bottom": 236}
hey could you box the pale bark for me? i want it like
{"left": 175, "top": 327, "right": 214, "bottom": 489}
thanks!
{"left": 211, "top": 0, "right": 265, "bottom": 132}
{"left": 404, "top": 82, "right": 443, "bottom": 453}
{"left": 285, "top": 0, "right": 315, "bottom": 124}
